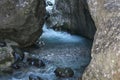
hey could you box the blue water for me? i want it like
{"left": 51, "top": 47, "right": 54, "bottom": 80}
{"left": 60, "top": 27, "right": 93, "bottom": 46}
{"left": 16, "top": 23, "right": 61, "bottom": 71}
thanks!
{"left": 0, "top": 24, "right": 92, "bottom": 80}
{"left": 40, "top": 24, "right": 91, "bottom": 46}
{"left": 0, "top": 0, "right": 92, "bottom": 79}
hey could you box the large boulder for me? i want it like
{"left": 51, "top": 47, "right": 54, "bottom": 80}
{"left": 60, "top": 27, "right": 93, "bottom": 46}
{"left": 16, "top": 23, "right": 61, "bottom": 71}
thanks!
{"left": 46, "top": 0, "right": 96, "bottom": 39}
{"left": 82, "top": 0, "right": 120, "bottom": 80}
{"left": 0, "top": 0, "right": 45, "bottom": 47}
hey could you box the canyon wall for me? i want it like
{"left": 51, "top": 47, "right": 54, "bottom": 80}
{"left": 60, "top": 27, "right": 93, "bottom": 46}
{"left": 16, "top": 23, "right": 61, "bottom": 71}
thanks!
{"left": 46, "top": 0, "right": 96, "bottom": 39}
{"left": 82, "top": 0, "right": 120, "bottom": 80}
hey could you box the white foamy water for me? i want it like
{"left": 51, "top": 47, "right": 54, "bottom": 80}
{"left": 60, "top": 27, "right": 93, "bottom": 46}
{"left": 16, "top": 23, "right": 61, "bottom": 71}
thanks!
{"left": 46, "top": 0, "right": 55, "bottom": 4}
{"left": 45, "top": 0, "right": 55, "bottom": 14}
{"left": 40, "top": 24, "right": 85, "bottom": 44}
{"left": 44, "top": 0, "right": 85, "bottom": 44}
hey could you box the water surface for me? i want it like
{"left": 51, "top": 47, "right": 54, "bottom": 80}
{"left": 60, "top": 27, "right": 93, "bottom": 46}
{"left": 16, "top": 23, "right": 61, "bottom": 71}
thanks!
{"left": 0, "top": 24, "right": 92, "bottom": 80}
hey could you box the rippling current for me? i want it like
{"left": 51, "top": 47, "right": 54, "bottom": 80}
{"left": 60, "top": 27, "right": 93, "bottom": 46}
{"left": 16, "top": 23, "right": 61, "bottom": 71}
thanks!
{"left": 0, "top": 24, "right": 92, "bottom": 80}
{"left": 0, "top": 0, "right": 92, "bottom": 79}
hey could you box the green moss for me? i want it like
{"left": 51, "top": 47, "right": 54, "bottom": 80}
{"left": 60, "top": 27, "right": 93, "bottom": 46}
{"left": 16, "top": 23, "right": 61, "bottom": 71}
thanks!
{"left": 0, "top": 48, "right": 13, "bottom": 65}
{"left": 0, "top": 57, "right": 13, "bottom": 64}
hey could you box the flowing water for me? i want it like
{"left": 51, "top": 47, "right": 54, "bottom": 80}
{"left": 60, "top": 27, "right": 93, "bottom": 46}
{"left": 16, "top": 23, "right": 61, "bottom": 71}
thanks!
{"left": 0, "top": 0, "right": 92, "bottom": 80}
{"left": 0, "top": 24, "right": 92, "bottom": 80}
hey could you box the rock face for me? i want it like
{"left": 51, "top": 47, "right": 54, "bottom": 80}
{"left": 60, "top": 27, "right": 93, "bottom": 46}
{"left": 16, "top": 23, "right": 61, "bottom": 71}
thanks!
{"left": 0, "top": 0, "right": 45, "bottom": 47}
{"left": 82, "top": 0, "right": 120, "bottom": 80}
{"left": 46, "top": 0, "right": 96, "bottom": 39}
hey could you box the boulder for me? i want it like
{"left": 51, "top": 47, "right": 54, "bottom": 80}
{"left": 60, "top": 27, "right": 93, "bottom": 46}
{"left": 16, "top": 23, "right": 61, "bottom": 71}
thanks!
{"left": 82, "top": 0, "right": 120, "bottom": 80}
{"left": 0, "top": 0, "right": 45, "bottom": 47}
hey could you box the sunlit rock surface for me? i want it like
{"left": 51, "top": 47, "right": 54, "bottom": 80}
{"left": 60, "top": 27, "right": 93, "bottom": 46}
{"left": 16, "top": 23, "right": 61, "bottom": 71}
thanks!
{"left": 83, "top": 0, "right": 120, "bottom": 80}
{"left": 0, "top": 47, "right": 13, "bottom": 71}
{"left": 46, "top": 0, "right": 96, "bottom": 39}
{"left": 0, "top": 40, "right": 18, "bottom": 72}
{"left": 0, "top": 0, "right": 45, "bottom": 47}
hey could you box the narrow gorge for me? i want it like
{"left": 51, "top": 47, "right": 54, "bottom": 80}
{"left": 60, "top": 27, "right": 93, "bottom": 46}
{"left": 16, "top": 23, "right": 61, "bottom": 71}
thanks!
{"left": 0, "top": 0, "right": 119, "bottom": 80}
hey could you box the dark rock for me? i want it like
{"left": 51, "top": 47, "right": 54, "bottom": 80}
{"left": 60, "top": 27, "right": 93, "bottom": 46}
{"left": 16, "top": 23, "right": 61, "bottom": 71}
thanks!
{"left": 54, "top": 67, "right": 74, "bottom": 78}
{"left": 12, "top": 52, "right": 24, "bottom": 63}
{"left": 29, "top": 74, "right": 42, "bottom": 80}
{"left": 11, "top": 46, "right": 25, "bottom": 69}
{"left": 27, "top": 58, "right": 45, "bottom": 68}
{"left": 11, "top": 46, "right": 24, "bottom": 62}
{"left": 46, "top": 1, "right": 53, "bottom": 6}
{"left": 44, "top": 12, "right": 50, "bottom": 20}
{"left": 11, "top": 60, "right": 29, "bottom": 69}
{"left": 0, "top": 0, "right": 46, "bottom": 47}
{"left": 0, "top": 41, "right": 6, "bottom": 47}
{"left": 36, "top": 40, "right": 45, "bottom": 47}
{"left": 11, "top": 63, "right": 20, "bottom": 69}
{"left": 27, "top": 44, "right": 40, "bottom": 50}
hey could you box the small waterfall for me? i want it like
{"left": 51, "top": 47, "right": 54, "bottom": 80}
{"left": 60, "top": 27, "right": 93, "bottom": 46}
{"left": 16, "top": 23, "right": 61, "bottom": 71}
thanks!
{"left": 43, "top": 0, "right": 87, "bottom": 44}
{"left": 0, "top": 0, "right": 92, "bottom": 80}
{"left": 45, "top": 0, "right": 55, "bottom": 14}
{"left": 40, "top": 24, "right": 85, "bottom": 44}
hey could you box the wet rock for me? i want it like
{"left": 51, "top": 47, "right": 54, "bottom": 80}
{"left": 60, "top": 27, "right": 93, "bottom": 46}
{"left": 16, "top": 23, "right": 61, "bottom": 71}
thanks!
{"left": 36, "top": 40, "right": 45, "bottom": 47}
{"left": 0, "top": 67, "right": 13, "bottom": 75}
{"left": 29, "top": 74, "right": 42, "bottom": 80}
{"left": 27, "top": 58, "right": 45, "bottom": 68}
{"left": 12, "top": 51, "right": 24, "bottom": 63}
{"left": 0, "top": 0, "right": 46, "bottom": 47}
{"left": 0, "top": 41, "right": 6, "bottom": 47}
{"left": 11, "top": 63, "right": 20, "bottom": 69}
{"left": 45, "top": 12, "right": 50, "bottom": 21}
{"left": 11, "top": 60, "right": 28, "bottom": 69}
{"left": 54, "top": 67, "right": 74, "bottom": 78}
{"left": 11, "top": 46, "right": 24, "bottom": 62}
{"left": 11, "top": 46, "right": 24, "bottom": 69}
{"left": 46, "top": 1, "right": 53, "bottom": 6}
